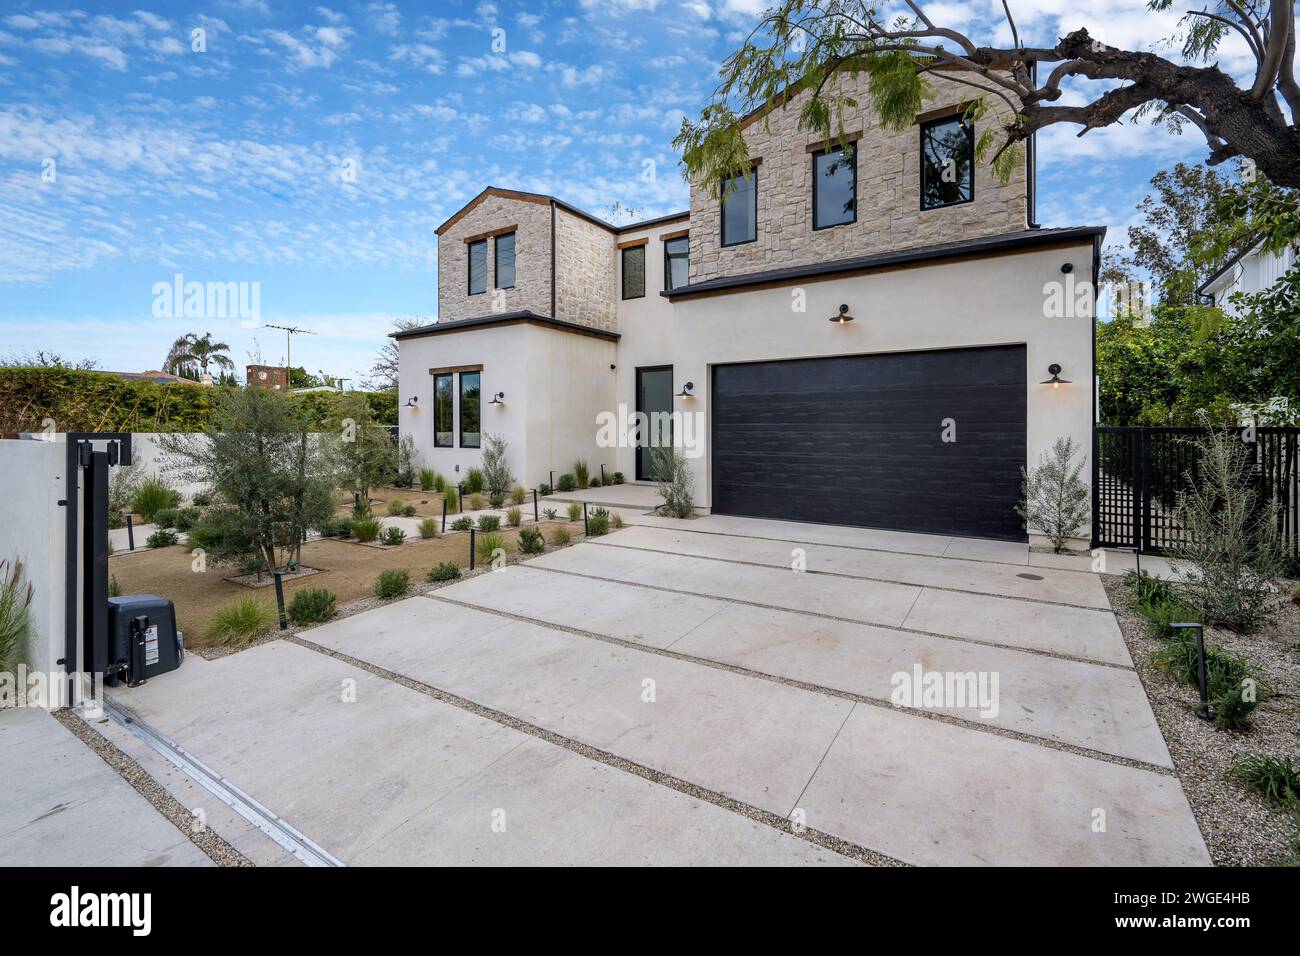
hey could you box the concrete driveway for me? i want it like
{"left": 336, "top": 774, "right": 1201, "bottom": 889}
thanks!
{"left": 94, "top": 516, "right": 1208, "bottom": 867}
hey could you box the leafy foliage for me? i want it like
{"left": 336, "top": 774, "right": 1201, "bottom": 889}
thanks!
{"left": 549, "top": 525, "right": 572, "bottom": 546}
{"left": 587, "top": 507, "right": 611, "bottom": 536}
{"left": 1016, "top": 437, "right": 1089, "bottom": 552}
{"left": 1228, "top": 755, "right": 1300, "bottom": 809}
{"left": 506, "top": 506, "right": 522, "bottom": 528}
{"left": 480, "top": 433, "right": 514, "bottom": 496}
{"left": 380, "top": 526, "right": 406, "bottom": 546}
{"left": 419, "top": 468, "right": 438, "bottom": 491}
{"left": 556, "top": 474, "right": 576, "bottom": 492}
{"left": 450, "top": 516, "right": 473, "bottom": 531}
{"left": 427, "top": 562, "right": 462, "bottom": 582}
{"left": 131, "top": 479, "right": 181, "bottom": 523}
{"left": 464, "top": 468, "right": 485, "bottom": 494}
{"left": 652, "top": 447, "right": 695, "bottom": 518}
{"left": 207, "top": 598, "right": 276, "bottom": 647}
{"left": 418, "top": 517, "right": 438, "bottom": 539}
{"left": 476, "top": 531, "right": 509, "bottom": 562}
{"left": 287, "top": 587, "right": 337, "bottom": 625}
{"left": 327, "top": 393, "right": 397, "bottom": 510}
{"left": 0, "top": 558, "right": 33, "bottom": 675}
{"left": 146, "top": 529, "right": 178, "bottom": 548}
{"left": 477, "top": 515, "right": 501, "bottom": 532}
{"left": 518, "top": 528, "right": 545, "bottom": 554}
{"left": 572, "top": 460, "right": 590, "bottom": 489}
{"left": 351, "top": 516, "right": 382, "bottom": 543}
{"left": 374, "top": 569, "right": 410, "bottom": 599}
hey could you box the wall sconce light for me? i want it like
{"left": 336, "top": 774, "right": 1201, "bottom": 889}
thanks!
{"left": 1060, "top": 263, "right": 1074, "bottom": 274}
{"left": 1040, "top": 364, "right": 1071, "bottom": 389}
{"left": 405, "top": 396, "right": 419, "bottom": 408}
{"left": 489, "top": 392, "right": 505, "bottom": 406}
{"left": 675, "top": 381, "right": 695, "bottom": 398}
{"left": 829, "top": 304, "right": 855, "bottom": 324}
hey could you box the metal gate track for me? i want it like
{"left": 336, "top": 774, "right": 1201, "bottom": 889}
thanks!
{"left": 101, "top": 698, "right": 344, "bottom": 868}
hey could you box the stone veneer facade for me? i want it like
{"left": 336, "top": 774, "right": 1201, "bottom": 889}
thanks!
{"left": 554, "top": 207, "right": 617, "bottom": 333}
{"left": 436, "top": 193, "right": 552, "bottom": 323}
{"left": 687, "top": 72, "right": 1028, "bottom": 284}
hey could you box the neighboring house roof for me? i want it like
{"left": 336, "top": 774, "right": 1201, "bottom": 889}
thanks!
{"left": 390, "top": 309, "right": 621, "bottom": 342}
{"left": 103, "top": 369, "right": 198, "bottom": 385}
{"left": 1196, "top": 234, "right": 1265, "bottom": 297}
{"left": 434, "top": 186, "right": 687, "bottom": 237}
{"left": 662, "top": 226, "right": 1106, "bottom": 300}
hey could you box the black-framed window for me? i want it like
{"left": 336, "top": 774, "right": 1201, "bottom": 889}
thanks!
{"left": 459, "top": 371, "right": 481, "bottom": 448}
{"left": 663, "top": 235, "right": 689, "bottom": 291}
{"left": 468, "top": 239, "right": 487, "bottom": 294}
{"left": 920, "top": 115, "right": 974, "bottom": 210}
{"left": 621, "top": 244, "right": 645, "bottom": 299}
{"left": 812, "top": 144, "right": 856, "bottom": 229}
{"left": 494, "top": 232, "right": 515, "bottom": 289}
{"left": 433, "top": 373, "right": 453, "bottom": 448}
{"left": 720, "top": 167, "right": 757, "bottom": 246}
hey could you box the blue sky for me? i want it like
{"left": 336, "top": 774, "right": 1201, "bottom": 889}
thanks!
{"left": 0, "top": 1, "right": 1245, "bottom": 384}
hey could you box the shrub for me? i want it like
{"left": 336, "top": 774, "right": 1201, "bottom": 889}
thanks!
{"left": 1151, "top": 636, "right": 1266, "bottom": 728}
{"left": 1135, "top": 597, "right": 1199, "bottom": 641}
{"left": 351, "top": 516, "right": 382, "bottom": 543}
{"left": 287, "top": 587, "right": 337, "bottom": 625}
{"left": 207, "top": 598, "right": 276, "bottom": 647}
{"left": 489, "top": 491, "right": 505, "bottom": 509}
{"left": 153, "top": 507, "right": 180, "bottom": 529}
{"left": 611, "top": 511, "right": 625, "bottom": 529}
{"left": 652, "top": 447, "right": 694, "bottom": 518}
{"left": 108, "top": 575, "right": 122, "bottom": 598}
{"left": 374, "top": 569, "right": 410, "bottom": 599}
{"left": 480, "top": 433, "right": 513, "bottom": 497}
{"left": 387, "top": 498, "right": 406, "bottom": 516}
{"left": 518, "top": 527, "right": 545, "bottom": 554}
{"left": 401, "top": 504, "right": 416, "bottom": 517}
{"left": 1016, "top": 436, "right": 1089, "bottom": 553}
{"left": 611, "top": 472, "right": 625, "bottom": 485}
{"left": 1168, "top": 427, "right": 1286, "bottom": 634}
{"left": 1212, "top": 682, "right": 1260, "bottom": 731}
{"left": 510, "top": 486, "right": 527, "bottom": 505}
{"left": 477, "top": 515, "right": 501, "bottom": 532}
{"left": 418, "top": 467, "right": 438, "bottom": 492}
{"left": 427, "top": 562, "right": 462, "bottom": 582}
{"left": 538, "top": 482, "right": 553, "bottom": 496}
{"left": 318, "top": 516, "right": 353, "bottom": 538}
{"left": 450, "top": 516, "right": 473, "bottom": 531}
{"left": 418, "top": 517, "right": 438, "bottom": 539}
{"left": 146, "top": 529, "right": 178, "bottom": 548}
{"left": 589, "top": 477, "right": 602, "bottom": 488}
{"left": 1125, "top": 569, "right": 1176, "bottom": 608}
{"left": 0, "top": 558, "right": 34, "bottom": 675}
{"left": 173, "top": 507, "right": 201, "bottom": 532}
{"left": 476, "top": 531, "right": 510, "bottom": 562}
{"left": 131, "top": 478, "right": 181, "bottom": 522}
{"left": 567, "top": 502, "right": 581, "bottom": 521}
{"left": 543, "top": 508, "right": 557, "bottom": 520}
{"left": 442, "top": 487, "right": 459, "bottom": 513}
{"left": 352, "top": 498, "right": 373, "bottom": 518}
{"left": 573, "top": 460, "right": 590, "bottom": 488}
{"left": 556, "top": 473, "right": 576, "bottom": 492}
{"left": 380, "top": 526, "right": 406, "bottom": 546}
{"left": 1279, "top": 553, "right": 1300, "bottom": 579}
{"left": 587, "top": 506, "right": 610, "bottom": 536}
{"left": 433, "top": 473, "right": 447, "bottom": 493}
{"left": 191, "top": 491, "right": 213, "bottom": 508}
{"left": 464, "top": 468, "right": 485, "bottom": 494}
{"left": 469, "top": 493, "right": 485, "bottom": 511}
{"left": 1228, "top": 755, "right": 1300, "bottom": 809}
{"left": 550, "top": 525, "right": 572, "bottom": 546}
{"left": 506, "top": 506, "right": 522, "bottom": 528}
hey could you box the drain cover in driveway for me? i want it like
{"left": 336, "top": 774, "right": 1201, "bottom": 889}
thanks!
{"left": 1017, "top": 573, "right": 1044, "bottom": 581}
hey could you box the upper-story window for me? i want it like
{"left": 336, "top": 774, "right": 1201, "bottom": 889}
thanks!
{"left": 468, "top": 239, "right": 488, "bottom": 294}
{"left": 720, "top": 167, "right": 757, "bottom": 247}
{"left": 920, "top": 115, "right": 974, "bottom": 210}
{"left": 812, "top": 144, "right": 856, "bottom": 229}
{"left": 621, "top": 243, "right": 646, "bottom": 299}
{"left": 495, "top": 232, "right": 515, "bottom": 289}
{"left": 663, "top": 235, "right": 689, "bottom": 291}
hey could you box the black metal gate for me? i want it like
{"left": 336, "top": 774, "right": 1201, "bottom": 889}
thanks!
{"left": 1093, "top": 426, "right": 1299, "bottom": 555}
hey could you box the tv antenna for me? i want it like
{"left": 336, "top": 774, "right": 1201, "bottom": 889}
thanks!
{"left": 263, "top": 324, "right": 316, "bottom": 388}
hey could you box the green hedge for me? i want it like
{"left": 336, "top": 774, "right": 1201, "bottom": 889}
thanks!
{"left": 0, "top": 368, "right": 397, "bottom": 433}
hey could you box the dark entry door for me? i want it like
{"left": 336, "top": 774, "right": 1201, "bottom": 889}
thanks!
{"left": 711, "top": 345, "right": 1027, "bottom": 540}
{"left": 636, "top": 366, "right": 674, "bottom": 481}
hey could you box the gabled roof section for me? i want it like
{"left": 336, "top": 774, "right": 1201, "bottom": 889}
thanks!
{"left": 390, "top": 309, "right": 620, "bottom": 342}
{"left": 434, "top": 185, "right": 686, "bottom": 237}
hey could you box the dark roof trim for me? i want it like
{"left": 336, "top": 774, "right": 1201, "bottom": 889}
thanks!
{"left": 1196, "top": 234, "right": 1264, "bottom": 296}
{"left": 615, "top": 210, "right": 690, "bottom": 234}
{"left": 390, "top": 309, "right": 620, "bottom": 342}
{"left": 434, "top": 185, "right": 688, "bottom": 238}
{"left": 662, "top": 226, "right": 1107, "bottom": 300}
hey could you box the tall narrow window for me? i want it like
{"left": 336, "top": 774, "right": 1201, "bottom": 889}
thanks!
{"left": 468, "top": 239, "right": 487, "bottom": 294}
{"left": 663, "top": 235, "right": 689, "bottom": 291}
{"left": 494, "top": 232, "right": 515, "bottom": 289}
{"left": 920, "top": 116, "right": 974, "bottom": 210}
{"left": 621, "top": 244, "right": 646, "bottom": 299}
{"left": 433, "top": 373, "right": 453, "bottom": 448}
{"left": 812, "top": 144, "right": 856, "bottom": 229}
{"left": 720, "top": 167, "right": 757, "bottom": 246}
{"left": 459, "top": 371, "right": 481, "bottom": 448}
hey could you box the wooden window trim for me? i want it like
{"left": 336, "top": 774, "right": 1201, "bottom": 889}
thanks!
{"left": 428, "top": 364, "right": 484, "bottom": 376}
{"left": 914, "top": 100, "right": 979, "bottom": 126}
{"left": 660, "top": 228, "right": 690, "bottom": 242}
{"left": 463, "top": 224, "right": 518, "bottom": 244}
{"left": 616, "top": 237, "right": 649, "bottom": 250}
{"left": 804, "top": 131, "right": 863, "bottom": 153}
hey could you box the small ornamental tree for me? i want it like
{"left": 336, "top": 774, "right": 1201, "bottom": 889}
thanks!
{"left": 1017, "top": 437, "right": 1090, "bottom": 553}
{"left": 652, "top": 447, "right": 695, "bottom": 519}
{"left": 329, "top": 393, "right": 397, "bottom": 511}
{"left": 1168, "top": 428, "right": 1285, "bottom": 633}
{"left": 480, "top": 432, "right": 514, "bottom": 498}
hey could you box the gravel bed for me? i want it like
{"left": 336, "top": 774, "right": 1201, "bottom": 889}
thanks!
{"left": 1103, "top": 575, "right": 1300, "bottom": 867}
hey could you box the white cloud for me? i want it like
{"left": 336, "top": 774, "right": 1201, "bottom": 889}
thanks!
{"left": 390, "top": 43, "right": 444, "bottom": 74}
{"left": 367, "top": 2, "right": 401, "bottom": 36}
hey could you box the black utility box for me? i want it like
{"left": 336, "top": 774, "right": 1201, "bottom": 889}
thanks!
{"left": 106, "top": 595, "right": 184, "bottom": 686}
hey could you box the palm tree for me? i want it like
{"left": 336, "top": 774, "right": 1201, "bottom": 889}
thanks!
{"left": 165, "top": 332, "right": 234, "bottom": 376}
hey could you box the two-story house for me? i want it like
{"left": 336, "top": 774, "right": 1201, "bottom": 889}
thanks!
{"left": 395, "top": 71, "right": 1103, "bottom": 543}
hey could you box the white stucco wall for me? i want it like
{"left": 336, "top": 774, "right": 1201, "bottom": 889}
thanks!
{"left": 669, "top": 239, "right": 1097, "bottom": 534}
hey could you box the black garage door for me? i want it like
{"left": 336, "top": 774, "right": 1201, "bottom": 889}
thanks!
{"left": 711, "top": 345, "right": 1027, "bottom": 541}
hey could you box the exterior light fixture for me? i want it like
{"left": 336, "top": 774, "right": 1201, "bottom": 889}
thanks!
{"left": 829, "top": 304, "right": 854, "bottom": 324}
{"left": 1060, "top": 263, "right": 1074, "bottom": 274}
{"left": 1040, "top": 364, "right": 1071, "bottom": 389}
{"left": 675, "top": 381, "right": 695, "bottom": 398}
{"left": 489, "top": 392, "right": 505, "bottom": 406}
{"left": 405, "top": 396, "right": 419, "bottom": 407}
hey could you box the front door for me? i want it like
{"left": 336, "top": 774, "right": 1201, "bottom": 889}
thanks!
{"left": 636, "top": 366, "right": 674, "bottom": 481}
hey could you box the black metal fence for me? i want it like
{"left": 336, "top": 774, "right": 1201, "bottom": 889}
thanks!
{"left": 1093, "top": 426, "right": 1299, "bottom": 555}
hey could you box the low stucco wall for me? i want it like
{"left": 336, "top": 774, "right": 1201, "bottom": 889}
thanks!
{"left": 669, "top": 239, "right": 1096, "bottom": 535}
